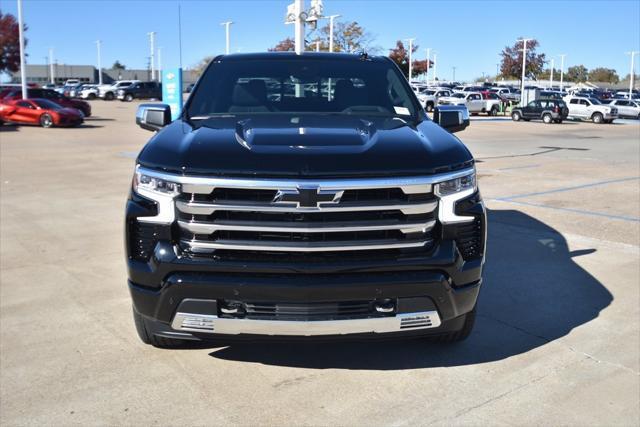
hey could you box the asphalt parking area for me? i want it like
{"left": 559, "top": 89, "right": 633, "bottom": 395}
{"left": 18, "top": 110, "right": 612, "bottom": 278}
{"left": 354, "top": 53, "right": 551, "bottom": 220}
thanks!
{"left": 1, "top": 101, "right": 638, "bottom": 425}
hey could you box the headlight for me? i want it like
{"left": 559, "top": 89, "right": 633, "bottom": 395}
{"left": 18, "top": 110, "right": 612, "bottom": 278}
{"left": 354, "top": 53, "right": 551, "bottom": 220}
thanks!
{"left": 435, "top": 170, "right": 477, "bottom": 224}
{"left": 133, "top": 168, "right": 180, "bottom": 196}
{"left": 132, "top": 166, "right": 180, "bottom": 224}
{"left": 118, "top": 89, "right": 124, "bottom": 95}
{"left": 435, "top": 171, "right": 476, "bottom": 196}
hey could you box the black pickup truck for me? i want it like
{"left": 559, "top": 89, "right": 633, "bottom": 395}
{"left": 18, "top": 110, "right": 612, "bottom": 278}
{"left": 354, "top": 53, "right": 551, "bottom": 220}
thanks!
{"left": 118, "top": 81, "right": 162, "bottom": 102}
{"left": 127, "top": 52, "right": 485, "bottom": 348}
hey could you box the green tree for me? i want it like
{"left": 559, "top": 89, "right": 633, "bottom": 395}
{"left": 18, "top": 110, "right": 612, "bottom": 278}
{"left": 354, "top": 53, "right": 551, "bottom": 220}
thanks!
{"left": 0, "top": 12, "right": 27, "bottom": 74}
{"left": 111, "top": 60, "right": 126, "bottom": 70}
{"left": 388, "top": 40, "right": 431, "bottom": 78}
{"left": 587, "top": 67, "right": 619, "bottom": 83}
{"left": 566, "top": 65, "right": 588, "bottom": 82}
{"left": 191, "top": 56, "right": 214, "bottom": 77}
{"left": 538, "top": 67, "right": 560, "bottom": 80}
{"left": 499, "top": 38, "right": 546, "bottom": 81}
{"left": 269, "top": 21, "right": 379, "bottom": 53}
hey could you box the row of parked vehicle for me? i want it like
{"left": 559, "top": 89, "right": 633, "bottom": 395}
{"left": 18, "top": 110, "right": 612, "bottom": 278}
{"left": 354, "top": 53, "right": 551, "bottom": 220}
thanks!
{"left": 42, "top": 79, "right": 162, "bottom": 102}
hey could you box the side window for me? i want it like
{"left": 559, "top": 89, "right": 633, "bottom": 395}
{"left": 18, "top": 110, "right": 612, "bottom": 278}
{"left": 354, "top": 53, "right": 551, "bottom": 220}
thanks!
{"left": 570, "top": 99, "right": 579, "bottom": 104}
{"left": 617, "top": 100, "right": 628, "bottom": 106}
{"left": 527, "top": 101, "right": 537, "bottom": 108}
{"left": 17, "top": 101, "right": 33, "bottom": 108}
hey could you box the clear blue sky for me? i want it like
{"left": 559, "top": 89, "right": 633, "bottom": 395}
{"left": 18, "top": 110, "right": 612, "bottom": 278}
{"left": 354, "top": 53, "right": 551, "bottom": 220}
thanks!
{"left": 3, "top": 0, "right": 639, "bottom": 82}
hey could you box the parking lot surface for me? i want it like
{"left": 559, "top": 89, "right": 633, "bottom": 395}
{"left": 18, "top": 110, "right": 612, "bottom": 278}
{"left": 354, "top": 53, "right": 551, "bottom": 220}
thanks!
{"left": 1, "top": 101, "right": 639, "bottom": 425}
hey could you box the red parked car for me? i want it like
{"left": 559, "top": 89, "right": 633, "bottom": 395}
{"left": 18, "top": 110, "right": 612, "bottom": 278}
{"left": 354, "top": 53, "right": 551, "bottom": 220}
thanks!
{"left": 1, "top": 88, "right": 91, "bottom": 117}
{"left": 0, "top": 98, "right": 84, "bottom": 128}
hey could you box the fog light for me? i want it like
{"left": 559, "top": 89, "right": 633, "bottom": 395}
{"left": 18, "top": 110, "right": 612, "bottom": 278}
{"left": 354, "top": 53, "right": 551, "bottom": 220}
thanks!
{"left": 374, "top": 299, "right": 395, "bottom": 313}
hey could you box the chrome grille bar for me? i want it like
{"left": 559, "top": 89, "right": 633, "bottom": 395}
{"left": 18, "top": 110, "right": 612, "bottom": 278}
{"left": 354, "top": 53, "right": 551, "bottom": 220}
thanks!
{"left": 185, "top": 239, "right": 431, "bottom": 253}
{"left": 178, "top": 219, "right": 436, "bottom": 235}
{"left": 176, "top": 200, "right": 437, "bottom": 215}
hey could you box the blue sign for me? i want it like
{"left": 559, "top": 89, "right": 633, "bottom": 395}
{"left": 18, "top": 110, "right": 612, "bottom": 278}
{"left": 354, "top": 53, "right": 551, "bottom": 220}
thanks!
{"left": 162, "top": 68, "right": 183, "bottom": 121}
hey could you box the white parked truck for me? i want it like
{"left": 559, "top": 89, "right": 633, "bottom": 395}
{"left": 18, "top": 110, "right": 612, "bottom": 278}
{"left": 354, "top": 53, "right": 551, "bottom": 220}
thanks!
{"left": 564, "top": 96, "right": 618, "bottom": 124}
{"left": 438, "top": 91, "right": 501, "bottom": 115}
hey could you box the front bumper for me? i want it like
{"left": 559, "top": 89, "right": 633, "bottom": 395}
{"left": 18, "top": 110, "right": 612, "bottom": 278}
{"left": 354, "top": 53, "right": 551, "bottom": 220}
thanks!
{"left": 126, "top": 191, "right": 486, "bottom": 340}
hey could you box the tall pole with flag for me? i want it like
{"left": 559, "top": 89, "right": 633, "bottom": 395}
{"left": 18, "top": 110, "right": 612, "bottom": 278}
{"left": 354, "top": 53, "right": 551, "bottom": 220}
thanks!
{"left": 17, "top": 0, "right": 28, "bottom": 99}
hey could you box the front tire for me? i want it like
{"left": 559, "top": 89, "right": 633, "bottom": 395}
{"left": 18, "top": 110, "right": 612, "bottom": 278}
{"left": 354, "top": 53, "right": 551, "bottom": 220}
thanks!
{"left": 511, "top": 111, "right": 521, "bottom": 121}
{"left": 39, "top": 113, "right": 53, "bottom": 128}
{"left": 490, "top": 105, "right": 499, "bottom": 116}
{"left": 88, "top": 93, "right": 96, "bottom": 100}
{"left": 542, "top": 113, "right": 553, "bottom": 124}
{"left": 105, "top": 92, "right": 114, "bottom": 101}
{"left": 434, "top": 306, "right": 476, "bottom": 343}
{"left": 124, "top": 93, "right": 134, "bottom": 102}
{"left": 592, "top": 112, "right": 604, "bottom": 124}
{"left": 133, "top": 307, "right": 190, "bottom": 349}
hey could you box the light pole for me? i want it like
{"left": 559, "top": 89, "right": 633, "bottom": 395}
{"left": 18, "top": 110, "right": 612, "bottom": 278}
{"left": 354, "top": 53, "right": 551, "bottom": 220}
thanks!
{"left": 221, "top": 21, "right": 233, "bottom": 54}
{"left": 549, "top": 58, "right": 554, "bottom": 90}
{"left": 432, "top": 53, "right": 437, "bottom": 83}
{"left": 425, "top": 48, "right": 431, "bottom": 85}
{"left": 626, "top": 51, "right": 639, "bottom": 99}
{"left": 315, "top": 40, "right": 320, "bottom": 52}
{"left": 157, "top": 47, "right": 162, "bottom": 81}
{"left": 405, "top": 38, "right": 415, "bottom": 82}
{"left": 95, "top": 40, "right": 102, "bottom": 85}
{"left": 558, "top": 54, "right": 566, "bottom": 92}
{"left": 49, "top": 48, "right": 55, "bottom": 84}
{"left": 452, "top": 66, "right": 456, "bottom": 81}
{"left": 148, "top": 32, "right": 156, "bottom": 81}
{"left": 294, "top": 0, "right": 305, "bottom": 54}
{"left": 17, "top": 0, "right": 27, "bottom": 99}
{"left": 518, "top": 38, "right": 531, "bottom": 105}
{"left": 327, "top": 14, "right": 340, "bottom": 52}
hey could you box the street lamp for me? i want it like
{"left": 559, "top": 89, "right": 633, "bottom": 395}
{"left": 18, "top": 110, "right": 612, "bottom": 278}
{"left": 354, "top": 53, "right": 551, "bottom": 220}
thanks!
{"left": 326, "top": 14, "right": 340, "bottom": 53}
{"left": 549, "top": 58, "right": 554, "bottom": 90}
{"left": 558, "top": 54, "right": 566, "bottom": 92}
{"left": 49, "top": 47, "right": 55, "bottom": 84}
{"left": 625, "top": 51, "right": 639, "bottom": 99}
{"left": 157, "top": 47, "right": 162, "bottom": 81}
{"left": 452, "top": 66, "right": 456, "bottom": 82}
{"left": 425, "top": 48, "right": 431, "bottom": 85}
{"left": 17, "top": 0, "right": 27, "bottom": 99}
{"left": 432, "top": 53, "right": 437, "bottom": 83}
{"left": 405, "top": 38, "right": 415, "bottom": 83}
{"left": 95, "top": 41, "right": 102, "bottom": 85}
{"left": 147, "top": 32, "right": 156, "bottom": 81}
{"left": 220, "top": 21, "right": 233, "bottom": 55}
{"left": 518, "top": 38, "right": 532, "bottom": 105}
{"left": 285, "top": 0, "right": 324, "bottom": 55}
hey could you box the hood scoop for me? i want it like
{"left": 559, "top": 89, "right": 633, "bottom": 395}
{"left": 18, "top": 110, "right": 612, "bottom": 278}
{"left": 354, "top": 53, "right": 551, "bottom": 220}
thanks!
{"left": 234, "top": 116, "right": 377, "bottom": 153}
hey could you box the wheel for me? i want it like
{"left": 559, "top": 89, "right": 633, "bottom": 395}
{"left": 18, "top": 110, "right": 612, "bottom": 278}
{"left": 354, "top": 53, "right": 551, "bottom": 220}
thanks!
{"left": 592, "top": 112, "right": 603, "bottom": 124}
{"left": 426, "top": 103, "right": 434, "bottom": 112}
{"left": 39, "top": 113, "right": 53, "bottom": 128}
{"left": 490, "top": 106, "right": 499, "bottom": 116}
{"left": 511, "top": 111, "right": 521, "bottom": 121}
{"left": 88, "top": 93, "right": 96, "bottom": 100}
{"left": 132, "top": 307, "right": 190, "bottom": 349}
{"left": 124, "top": 93, "right": 134, "bottom": 102}
{"left": 542, "top": 113, "right": 553, "bottom": 124}
{"left": 105, "top": 92, "right": 114, "bottom": 101}
{"left": 434, "top": 306, "right": 476, "bottom": 343}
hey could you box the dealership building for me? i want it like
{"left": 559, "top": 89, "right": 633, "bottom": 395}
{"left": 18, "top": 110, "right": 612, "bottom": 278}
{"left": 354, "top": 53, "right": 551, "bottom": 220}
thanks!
{"left": 9, "top": 64, "right": 198, "bottom": 89}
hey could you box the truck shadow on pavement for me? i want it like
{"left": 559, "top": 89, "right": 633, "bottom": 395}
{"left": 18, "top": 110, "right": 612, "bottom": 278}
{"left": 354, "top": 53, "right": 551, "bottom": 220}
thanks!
{"left": 208, "top": 209, "right": 613, "bottom": 369}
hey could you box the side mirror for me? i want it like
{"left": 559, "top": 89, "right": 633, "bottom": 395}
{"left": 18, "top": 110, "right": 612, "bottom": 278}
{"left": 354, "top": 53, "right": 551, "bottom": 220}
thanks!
{"left": 136, "top": 103, "right": 171, "bottom": 132}
{"left": 433, "top": 105, "right": 469, "bottom": 133}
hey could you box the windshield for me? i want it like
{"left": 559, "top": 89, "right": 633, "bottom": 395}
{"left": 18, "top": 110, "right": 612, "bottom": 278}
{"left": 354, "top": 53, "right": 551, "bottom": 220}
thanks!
{"left": 33, "top": 99, "right": 62, "bottom": 110}
{"left": 589, "top": 98, "right": 601, "bottom": 105}
{"left": 424, "top": 90, "right": 436, "bottom": 95}
{"left": 187, "top": 58, "right": 419, "bottom": 120}
{"left": 451, "top": 93, "right": 466, "bottom": 98}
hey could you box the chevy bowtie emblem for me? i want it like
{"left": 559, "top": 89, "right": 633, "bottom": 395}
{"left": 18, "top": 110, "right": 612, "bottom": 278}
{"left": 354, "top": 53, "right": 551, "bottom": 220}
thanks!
{"left": 272, "top": 187, "right": 343, "bottom": 208}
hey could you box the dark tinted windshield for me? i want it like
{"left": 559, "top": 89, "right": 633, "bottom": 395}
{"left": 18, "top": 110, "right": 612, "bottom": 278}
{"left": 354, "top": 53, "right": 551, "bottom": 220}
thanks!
{"left": 187, "top": 57, "right": 418, "bottom": 119}
{"left": 33, "top": 99, "right": 62, "bottom": 110}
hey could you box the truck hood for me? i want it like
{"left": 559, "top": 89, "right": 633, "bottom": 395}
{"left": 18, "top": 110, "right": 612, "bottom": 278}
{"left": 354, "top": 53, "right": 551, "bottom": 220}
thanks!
{"left": 137, "top": 115, "right": 473, "bottom": 178}
{"left": 438, "top": 97, "right": 466, "bottom": 105}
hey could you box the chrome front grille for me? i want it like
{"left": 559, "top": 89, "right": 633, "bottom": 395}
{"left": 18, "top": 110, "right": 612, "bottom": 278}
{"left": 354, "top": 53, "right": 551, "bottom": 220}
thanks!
{"left": 174, "top": 178, "right": 438, "bottom": 254}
